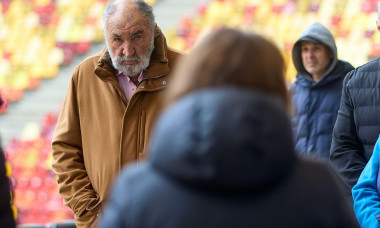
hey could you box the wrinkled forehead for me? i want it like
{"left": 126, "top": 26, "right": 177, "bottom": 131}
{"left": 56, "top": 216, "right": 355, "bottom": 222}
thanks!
{"left": 108, "top": 5, "right": 150, "bottom": 31}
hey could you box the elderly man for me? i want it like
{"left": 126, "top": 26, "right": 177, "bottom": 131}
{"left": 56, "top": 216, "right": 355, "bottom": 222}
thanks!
{"left": 51, "top": 0, "right": 182, "bottom": 227}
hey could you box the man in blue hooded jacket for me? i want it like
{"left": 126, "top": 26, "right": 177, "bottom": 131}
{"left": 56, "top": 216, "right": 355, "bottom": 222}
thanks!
{"left": 290, "top": 22, "right": 354, "bottom": 160}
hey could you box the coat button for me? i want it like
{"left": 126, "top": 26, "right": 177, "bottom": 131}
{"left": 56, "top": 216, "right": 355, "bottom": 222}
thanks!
{"left": 140, "top": 86, "right": 145, "bottom": 89}
{"left": 162, "top": 81, "right": 166, "bottom": 85}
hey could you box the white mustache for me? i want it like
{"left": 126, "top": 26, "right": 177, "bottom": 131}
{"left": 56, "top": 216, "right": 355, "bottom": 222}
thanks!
{"left": 117, "top": 55, "right": 140, "bottom": 63}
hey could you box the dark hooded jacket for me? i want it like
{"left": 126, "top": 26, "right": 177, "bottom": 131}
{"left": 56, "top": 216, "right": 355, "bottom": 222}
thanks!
{"left": 330, "top": 58, "right": 380, "bottom": 189}
{"left": 290, "top": 23, "right": 354, "bottom": 160}
{"left": 99, "top": 88, "right": 358, "bottom": 228}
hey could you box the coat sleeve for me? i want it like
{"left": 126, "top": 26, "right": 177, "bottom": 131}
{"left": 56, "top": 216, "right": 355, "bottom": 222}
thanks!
{"left": 330, "top": 72, "right": 368, "bottom": 189}
{"left": 352, "top": 136, "right": 380, "bottom": 228}
{"left": 51, "top": 72, "right": 101, "bottom": 220}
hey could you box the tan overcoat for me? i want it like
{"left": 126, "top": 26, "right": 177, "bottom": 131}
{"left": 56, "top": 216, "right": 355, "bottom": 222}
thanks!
{"left": 52, "top": 28, "right": 182, "bottom": 227}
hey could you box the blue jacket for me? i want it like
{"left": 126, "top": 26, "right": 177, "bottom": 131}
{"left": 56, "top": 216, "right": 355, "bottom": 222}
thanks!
{"left": 99, "top": 88, "right": 358, "bottom": 228}
{"left": 291, "top": 23, "right": 354, "bottom": 160}
{"left": 352, "top": 135, "right": 380, "bottom": 228}
{"left": 291, "top": 61, "right": 353, "bottom": 159}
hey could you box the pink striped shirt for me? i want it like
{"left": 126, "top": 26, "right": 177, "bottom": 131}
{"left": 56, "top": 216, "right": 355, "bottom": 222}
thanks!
{"left": 117, "top": 71, "right": 144, "bottom": 101}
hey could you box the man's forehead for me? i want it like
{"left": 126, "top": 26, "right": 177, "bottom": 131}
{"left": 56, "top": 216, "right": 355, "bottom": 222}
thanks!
{"left": 301, "top": 40, "right": 324, "bottom": 47}
{"left": 108, "top": 13, "right": 149, "bottom": 32}
{"left": 108, "top": 21, "right": 148, "bottom": 34}
{"left": 111, "top": 27, "right": 146, "bottom": 37}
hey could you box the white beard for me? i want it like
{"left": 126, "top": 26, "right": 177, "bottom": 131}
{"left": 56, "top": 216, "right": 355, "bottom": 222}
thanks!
{"left": 109, "top": 38, "right": 155, "bottom": 77}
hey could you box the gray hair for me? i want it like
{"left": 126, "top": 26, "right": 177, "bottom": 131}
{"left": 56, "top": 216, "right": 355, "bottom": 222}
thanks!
{"left": 102, "top": 0, "right": 155, "bottom": 40}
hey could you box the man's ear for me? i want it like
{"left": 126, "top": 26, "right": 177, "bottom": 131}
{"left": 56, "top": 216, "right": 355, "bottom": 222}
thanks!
{"left": 154, "top": 24, "right": 158, "bottom": 33}
{"left": 377, "top": 20, "right": 380, "bottom": 32}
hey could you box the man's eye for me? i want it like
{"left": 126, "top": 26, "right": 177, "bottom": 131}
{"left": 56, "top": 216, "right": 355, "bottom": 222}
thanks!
{"left": 133, "top": 35, "right": 142, "bottom": 40}
{"left": 114, "top": 38, "right": 122, "bottom": 42}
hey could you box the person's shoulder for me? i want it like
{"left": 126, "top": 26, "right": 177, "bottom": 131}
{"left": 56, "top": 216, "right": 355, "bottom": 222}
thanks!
{"left": 337, "top": 60, "right": 354, "bottom": 71}
{"left": 344, "top": 58, "right": 380, "bottom": 86}
{"left": 70, "top": 51, "right": 103, "bottom": 77}
{"left": 350, "top": 58, "right": 380, "bottom": 76}
{"left": 77, "top": 51, "right": 103, "bottom": 68}
{"left": 167, "top": 46, "right": 185, "bottom": 69}
{"left": 167, "top": 47, "right": 185, "bottom": 60}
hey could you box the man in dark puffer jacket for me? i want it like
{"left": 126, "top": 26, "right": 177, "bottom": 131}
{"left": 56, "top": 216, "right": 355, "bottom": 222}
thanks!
{"left": 330, "top": 5, "right": 380, "bottom": 192}
{"left": 330, "top": 59, "right": 380, "bottom": 189}
{"left": 291, "top": 23, "right": 354, "bottom": 161}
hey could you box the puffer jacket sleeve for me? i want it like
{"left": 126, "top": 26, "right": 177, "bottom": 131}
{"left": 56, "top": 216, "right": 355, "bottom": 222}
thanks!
{"left": 51, "top": 71, "right": 101, "bottom": 220}
{"left": 330, "top": 71, "right": 368, "bottom": 189}
{"left": 352, "top": 136, "right": 380, "bottom": 228}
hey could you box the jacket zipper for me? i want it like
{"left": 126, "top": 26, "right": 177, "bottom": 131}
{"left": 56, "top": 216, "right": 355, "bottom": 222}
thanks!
{"left": 114, "top": 86, "right": 128, "bottom": 105}
{"left": 136, "top": 72, "right": 168, "bottom": 87}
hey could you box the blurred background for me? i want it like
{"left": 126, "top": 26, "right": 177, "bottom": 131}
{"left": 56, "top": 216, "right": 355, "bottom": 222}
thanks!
{"left": 0, "top": 0, "right": 378, "bottom": 226}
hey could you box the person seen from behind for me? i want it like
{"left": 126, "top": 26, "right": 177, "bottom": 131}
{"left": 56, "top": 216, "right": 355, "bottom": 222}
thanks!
{"left": 98, "top": 27, "right": 359, "bottom": 228}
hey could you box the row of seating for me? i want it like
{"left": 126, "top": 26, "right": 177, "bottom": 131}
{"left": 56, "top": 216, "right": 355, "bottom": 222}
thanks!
{"left": 0, "top": 0, "right": 156, "bottom": 112}
{"left": 165, "top": 0, "right": 379, "bottom": 82}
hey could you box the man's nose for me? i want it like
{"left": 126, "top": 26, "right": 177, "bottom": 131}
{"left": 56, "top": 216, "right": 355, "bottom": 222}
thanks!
{"left": 122, "top": 42, "right": 135, "bottom": 57}
{"left": 305, "top": 50, "right": 314, "bottom": 58}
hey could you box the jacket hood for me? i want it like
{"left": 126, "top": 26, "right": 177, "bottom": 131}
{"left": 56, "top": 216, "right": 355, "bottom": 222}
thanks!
{"left": 292, "top": 23, "right": 338, "bottom": 82}
{"left": 148, "top": 88, "right": 297, "bottom": 192}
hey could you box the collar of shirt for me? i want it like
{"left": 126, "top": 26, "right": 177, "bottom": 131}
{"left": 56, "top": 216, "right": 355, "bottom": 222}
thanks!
{"left": 116, "top": 70, "right": 145, "bottom": 101}
{"left": 116, "top": 70, "right": 145, "bottom": 82}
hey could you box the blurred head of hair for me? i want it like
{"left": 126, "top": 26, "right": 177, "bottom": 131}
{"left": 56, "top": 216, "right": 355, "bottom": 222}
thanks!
{"left": 165, "top": 27, "right": 288, "bottom": 108}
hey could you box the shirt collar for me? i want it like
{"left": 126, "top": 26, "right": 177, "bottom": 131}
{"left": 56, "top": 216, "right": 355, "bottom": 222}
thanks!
{"left": 117, "top": 70, "right": 145, "bottom": 82}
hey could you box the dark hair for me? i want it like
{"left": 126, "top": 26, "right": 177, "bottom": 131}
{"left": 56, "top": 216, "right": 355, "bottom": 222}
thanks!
{"left": 166, "top": 27, "right": 288, "bottom": 108}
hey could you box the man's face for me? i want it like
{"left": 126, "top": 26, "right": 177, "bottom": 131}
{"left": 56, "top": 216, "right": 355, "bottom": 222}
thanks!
{"left": 106, "top": 6, "right": 155, "bottom": 77}
{"left": 301, "top": 41, "right": 332, "bottom": 81}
